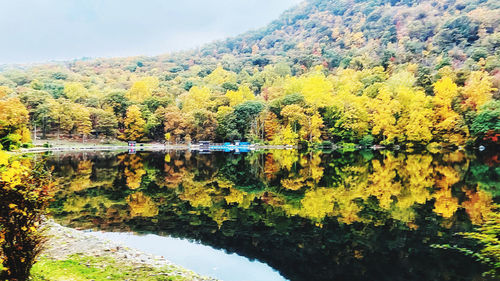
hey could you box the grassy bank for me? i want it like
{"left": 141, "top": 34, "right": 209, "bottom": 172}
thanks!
{"left": 27, "top": 221, "right": 215, "bottom": 281}
{"left": 31, "top": 255, "right": 196, "bottom": 281}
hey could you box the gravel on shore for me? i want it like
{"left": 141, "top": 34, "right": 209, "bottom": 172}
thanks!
{"left": 40, "top": 220, "right": 217, "bottom": 281}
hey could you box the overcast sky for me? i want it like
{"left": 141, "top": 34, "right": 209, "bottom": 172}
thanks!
{"left": 0, "top": 0, "right": 303, "bottom": 64}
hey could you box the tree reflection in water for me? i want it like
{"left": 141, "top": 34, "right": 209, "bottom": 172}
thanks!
{"left": 46, "top": 149, "right": 498, "bottom": 281}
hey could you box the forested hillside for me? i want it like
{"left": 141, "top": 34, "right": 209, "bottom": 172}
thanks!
{"left": 0, "top": 0, "right": 499, "bottom": 149}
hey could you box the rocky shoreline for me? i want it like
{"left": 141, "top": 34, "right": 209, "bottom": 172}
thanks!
{"left": 40, "top": 220, "right": 217, "bottom": 281}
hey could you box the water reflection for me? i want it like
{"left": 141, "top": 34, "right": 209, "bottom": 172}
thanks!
{"left": 90, "top": 232, "right": 287, "bottom": 281}
{"left": 46, "top": 149, "right": 499, "bottom": 281}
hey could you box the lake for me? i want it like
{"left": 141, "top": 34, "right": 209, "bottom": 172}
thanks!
{"left": 44, "top": 149, "right": 498, "bottom": 281}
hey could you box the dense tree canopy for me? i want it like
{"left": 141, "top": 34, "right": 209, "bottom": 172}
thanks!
{"left": 0, "top": 0, "right": 497, "bottom": 146}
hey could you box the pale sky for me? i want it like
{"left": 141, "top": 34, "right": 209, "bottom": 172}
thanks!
{"left": 0, "top": 0, "right": 303, "bottom": 64}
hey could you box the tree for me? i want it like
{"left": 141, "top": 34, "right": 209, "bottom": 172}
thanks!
{"left": 0, "top": 155, "right": 53, "bottom": 280}
{"left": 285, "top": 68, "right": 334, "bottom": 108}
{"left": 216, "top": 107, "right": 240, "bottom": 141}
{"left": 180, "top": 86, "right": 213, "bottom": 113}
{"left": 33, "top": 102, "right": 54, "bottom": 139}
{"left": 270, "top": 124, "right": 298, "bottom": 145}
{"left": 397, "top": 87, "right": 433, "bottom": 143}
{"left": 126, "top": 77, "right": 159, "bottom": 103}
{"left": 204, "top": 65, "right": 237, "bottom": 86}
{"left": 301, "top": 111, "right": 324, "bottom": 143}
{"left": 0, "top": 98, "right": 30, "bottom": 149}
{"left": 370, "top": 87, "right": 400, "bottom": 143}
{"left": 281, "top": 104, "right": 306, "bottom": 127}
{"left": 57, "top": 99, "right": 76, "bottom": 136}
{"left": 233, "top": 101, "right": 265, "bottom": 140}
{"left": 123, "top": 105, "right": 146, "bottom": 141}
{"left": 63, "top": 82, "right": 88, "bottom": 102}
{"left": 435, "top": 16, "right": 479, "bottom": 50}
{"left": 433, "top": 77, "right": 468, "bottom": 144}
{"left": 90, "top": 108, "right": 118, "bottom": 137}
{"left": 404, "top": 101, "right": 433, "bottom": 143}
{"left": 263, "top": 112, "right": 280, "bottom": 141}
{"left": 0, "top": 98, "right": 29, "bottom": 133}
{"left": 225, "top": 85, "right": 255, "bottom": 107}
{"left": 192, "top": 110, "right": 218, "bottom": 141}
{"left": 470, "top": 101, "right": 500, "bottom": 142}
{"left": 71, "top": 104, "right": 92, "bottom": 141}
{"left": 461, "top": 71, "right": 494, "bottom": 111}
{"left": 145, "top": 108, "right": 165, "bottom": 141}
{"left": 0, "top": 86, "right": 12, "bottom": 99}
{"left": 164, "top": 106, "right": 191, "bottom": 143}
{"left": 327, "top": 96, "right": 370, "bottom": 142}
{"left": 103, "top": 91, "right": 130, "bottom": 119}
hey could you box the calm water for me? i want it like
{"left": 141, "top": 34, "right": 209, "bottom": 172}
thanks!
{"left": 45, "top": 149, "right": 499, "bottom": 281}
{"left": 89, "top": 231, "right": 286, "bottom": 281}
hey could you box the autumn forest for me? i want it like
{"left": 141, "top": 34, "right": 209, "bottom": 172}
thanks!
{"left": 0, "top": 0, "right": 499, "bottom": 280}
{"left": 0, "top": 0, "right": 499, "bottom": 149}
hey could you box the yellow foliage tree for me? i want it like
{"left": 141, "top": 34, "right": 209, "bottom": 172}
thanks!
{"left": 64, "top": 82, "right": 88, "bottom": 102}
{"left": 123, "top": 105, "right": 145, "bottom": 141}
{"left": 370, "top": 87, "right": 400, "bottom": 143}
{"left": 0, "top": 97, "right": 30, "bottom": 149}
{"left": 284, "top": 67, "right": 334, "bottom": 108}
{"left": 225, "top": 85, "right": 255, "bottom": 107}
{"left": 126, "top": 77, "right": 159, "bottom": 102}
{"left": 180, "top": 86, "right": 213, "bottom": 113}
{"left": 300, "top": 112, "right": 324, "bottom": 143}
{"left": 461, "top": 71, "right": 494, "bottom": 111}
{"left": 204, "top": 65, "right": 237, "bottom": 86}
{"left": 263, "top": 112, "right": 280, "bottom": 141}
{"left": 0, "top": 98, "right": 29, "bottom": 132}
{"left": 0, "top": 86, "right": 12, "bottom": 99}
{"left": 71, "top": 104, "right": 92, "bottom": 141}
{"left": 271, "top": 124, "right": 299, "bottom": 145}
{"left": 396, "top": 87, "right": 433, "bottom": 143}
{"left": 433, "top": 77, "right": 468, "bottom": 144}
{"left": 0, "top": 153, "right": 53, "bottom": 280}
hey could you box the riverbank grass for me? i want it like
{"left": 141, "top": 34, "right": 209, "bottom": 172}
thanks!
{"left": 31, "top": 255, "right": 189, "bottom": 281}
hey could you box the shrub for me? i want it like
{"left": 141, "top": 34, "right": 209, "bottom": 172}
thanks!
{"left": 0, "top": 157, "right": 53, "bottom": 280}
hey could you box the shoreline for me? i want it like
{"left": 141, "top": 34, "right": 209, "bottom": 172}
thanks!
{"left": 12, "top": 139, "right": 489, "bottom": 155}
{"left": 15, "top": 143, "right": 297, "bottom": 154}
{"left": 36, "top": 220, "right": 217, "bottom": 281}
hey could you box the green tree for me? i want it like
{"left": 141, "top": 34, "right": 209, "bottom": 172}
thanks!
{"left": 470, "top": 101, "right": 500, "bottom": 142}
{"left": 90, "top": 108, "right": 118, "bottom": 137}
{"left": 233, "top": 101, "right": 265, "bottom": 141}
{"left": 103, "top": 91, "right": 130, "bottom": 119}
